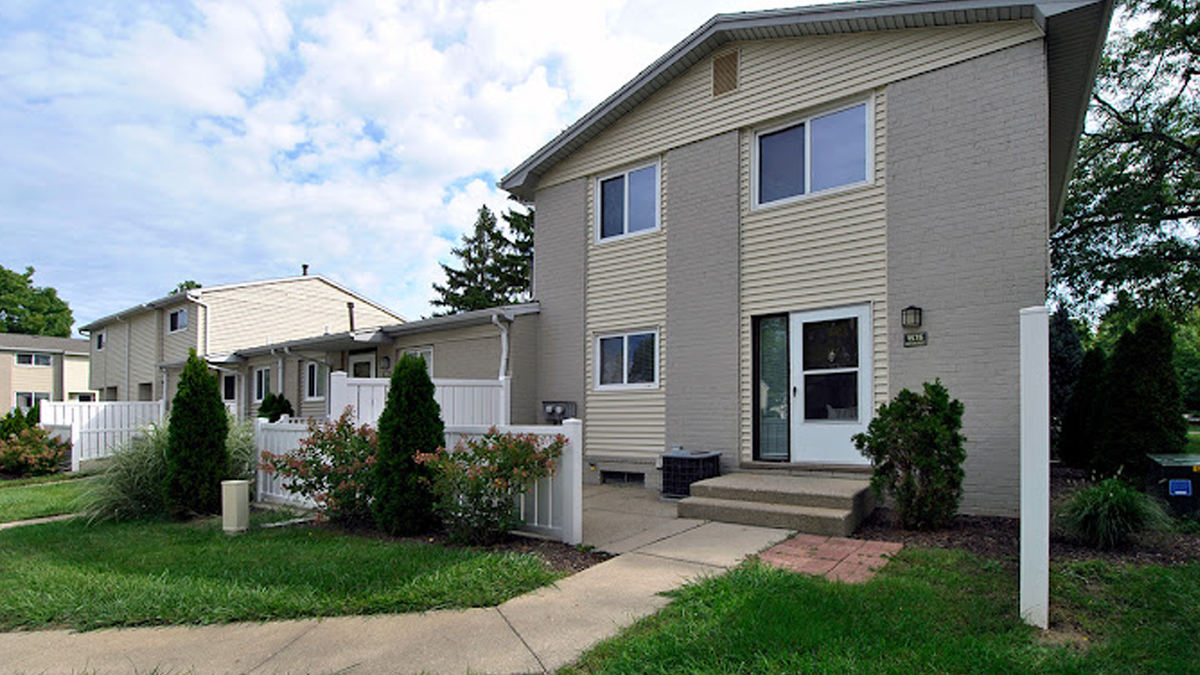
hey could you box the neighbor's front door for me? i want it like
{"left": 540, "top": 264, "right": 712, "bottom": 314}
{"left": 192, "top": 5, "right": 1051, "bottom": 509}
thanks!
{"left": 789, "top": 304, "right": 872, "bottom": 464}
{"left": 348, "top": 354, "right": 376, "bottom": 378}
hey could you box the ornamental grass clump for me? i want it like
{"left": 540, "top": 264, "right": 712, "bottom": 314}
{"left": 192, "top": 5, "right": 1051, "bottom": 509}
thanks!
{"left": 1057, "top": 477, "right": 1170, "bottom": 549}
{"left": 260, "top": 408, "right": 377, "bottom": 527}
{"left": 854, "top": 379, "right": 966, "bottom": 530}
{"left": 416, "top": 429, "right": 566, "bottom": 545}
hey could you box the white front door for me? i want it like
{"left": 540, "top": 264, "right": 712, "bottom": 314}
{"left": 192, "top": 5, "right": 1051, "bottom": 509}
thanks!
{"left": 222, "top": 374, "right": 238, "bottom": 418}
{"left": 348, "top": 353, "right": 376, "bottom": 378}
{"left": 789, "top": 304, "right": 872, "bottom": 464}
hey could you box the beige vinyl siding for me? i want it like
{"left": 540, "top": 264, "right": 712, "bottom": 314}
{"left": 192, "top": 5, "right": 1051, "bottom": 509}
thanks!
{"left": 9, "top": 355, "right": 54, "bottom": 399}
{"left": 128, "top": 312, "right": 159, "bottom": 398}
{"left": 299, "top": 358, "right": 329, "bottom": 421}
{"left": 101, "top": 322, "right": 128, "bottom": 398}
{"left": 162, "top": 302, "right": 200, "bottom": 365}
{"left": 64, "top": 356, "right": 93, "bottom": 397}
{"left": 0, "top": 356, "right": 11, "bottom": 408}
{"left": 584, "top": 157, "right": 668, "bottom": 460}
{"left": 738, "top": 89, "right": 889, "bottom": 463}
{"left": 540, "top": 21, "right": 1041, "bottom": 190}
{"left": 204, "top": 278, "right": 398, "bottom": 355}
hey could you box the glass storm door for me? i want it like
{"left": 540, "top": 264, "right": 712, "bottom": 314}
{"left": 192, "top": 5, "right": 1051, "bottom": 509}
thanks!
{"left": 789, "top": 305, "right": 872, "bottom": 464}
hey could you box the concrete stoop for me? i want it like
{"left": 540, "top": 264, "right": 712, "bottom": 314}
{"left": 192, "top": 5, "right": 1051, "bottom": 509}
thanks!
{"left": 677, "top": 473, "right": 876, "bottom": 537}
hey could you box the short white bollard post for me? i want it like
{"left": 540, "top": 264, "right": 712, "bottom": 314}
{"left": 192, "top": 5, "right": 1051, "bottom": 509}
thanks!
{"left": 222, "top": 480, "right": 250, "bottom": 535}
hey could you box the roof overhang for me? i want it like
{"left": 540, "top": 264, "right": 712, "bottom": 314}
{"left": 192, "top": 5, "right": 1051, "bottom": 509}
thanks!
{"left": 499, "top": 0, "right": 1113, "bottom": 222}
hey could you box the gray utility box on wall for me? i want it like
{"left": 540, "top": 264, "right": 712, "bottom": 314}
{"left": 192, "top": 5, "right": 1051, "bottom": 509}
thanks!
{"left": 1146, "top": 454, "right": 1200, "bottom": 517}
{"left": 661, "top": 449, "right": 722, "bottom": 498}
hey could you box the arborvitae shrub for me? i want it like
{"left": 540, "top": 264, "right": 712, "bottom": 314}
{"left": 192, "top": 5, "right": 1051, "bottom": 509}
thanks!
{"left": 853, "top": 379, "right": 966, "bottom": 530}
{"left": 256, "top": 392, "right": 295, "bottom": 422}
{"left": 1059, "top": 347, "right": 1108, "bottom": 469}
{"left": 1050, "top": 309, "right": 1084, "bottom": 450}
{"left": 164, "top": 350, "right": 229, "bottom": 519}
{"left": 1094, "top": 313, "right": 1187, "bottom": 477}
{"left": 372, "top": 353, "right": 442, "bottom": 535}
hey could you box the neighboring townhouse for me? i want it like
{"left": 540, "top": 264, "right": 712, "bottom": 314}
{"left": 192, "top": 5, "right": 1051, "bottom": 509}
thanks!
{"left": 229, "top": 304, "right": 540, "bottom": 423}
{"left": 0, "top": 334, "right": 96, "bottom": 412}
{"left": 79, "top": 274, "right": 402, "bottom": 410}
{"left": 499, "top": 0, "right": 1113, "bottom": 516}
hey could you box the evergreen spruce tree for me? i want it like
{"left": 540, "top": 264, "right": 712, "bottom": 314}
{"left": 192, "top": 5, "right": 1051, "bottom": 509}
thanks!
{"left": 372, "top": 353, "right": 443, "bottom": 535}
{"left": 501, "top": 206, "right": 534, "bottom": 303}
{"left": 431, "top": 204, "right": 534, "bottom": 314}
{"left": 1094, "top": 313, "right": 1188, "bottom": 477}
{"left": 1050, "top": 308, "right": 1084, "bottom": 450}
{"left": 164, "top": 350, "right": 229, "bottom": 519}
{"left": 1059, "top": 347, "right": 1108, "bottom": 469}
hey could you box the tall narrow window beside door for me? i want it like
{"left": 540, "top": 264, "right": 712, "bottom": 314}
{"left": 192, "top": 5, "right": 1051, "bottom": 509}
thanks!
{"left": 754, "top": 315, "right": 790, "bottom": 461}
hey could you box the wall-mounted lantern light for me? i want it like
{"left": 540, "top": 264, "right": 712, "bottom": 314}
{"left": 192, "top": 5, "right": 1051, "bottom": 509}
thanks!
{"left": 901, "top": 306, "right": 923, "bottom": 329}
{"left": 380, "top": 355, "right": 392, "bottom": 373}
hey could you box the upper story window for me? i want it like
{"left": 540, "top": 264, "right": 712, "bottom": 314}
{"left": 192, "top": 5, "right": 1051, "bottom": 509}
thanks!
{"left": 754, "top": 100, "right": 871, "bottom": 208}
{"left": 95, "top": 332, "right": 105, "bottom": 351}
{"left": 596, "top": 161, "right": 659, "bottom": 241}
{"left": 15, "top": 353, "right": 52, "bottom": 367}
{"left": 305, "top": 362, "right": 328, "bottom": 400}
{"left": 596, "top": 330, "right": 658, "bottom": 389}
{"left": 168, "top": 308, "right": 188, "bottom": 333}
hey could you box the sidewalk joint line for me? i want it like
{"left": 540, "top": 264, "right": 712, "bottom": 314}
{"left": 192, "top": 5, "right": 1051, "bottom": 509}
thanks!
{"left": 246, "top": 621, "right": 323, "bottom": 674}
{"left": 624, "top": 520, "right": 708, "bottom": 553}
{"left": 629, "top": 550, "right": 730, "bottom": 571}
{"left": 496, "top": 606, "right": 548, "bottom": 674}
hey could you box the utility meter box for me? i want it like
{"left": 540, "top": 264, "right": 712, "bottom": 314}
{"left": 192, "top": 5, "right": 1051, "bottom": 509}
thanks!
{"left": 1146, "top": 454, "right": 1200, "bottom": 517}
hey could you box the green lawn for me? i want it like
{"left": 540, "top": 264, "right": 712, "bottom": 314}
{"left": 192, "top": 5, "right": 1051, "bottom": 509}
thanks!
{"left": 0, "top": 516, "right": 560, "bottom": 630}
{"left": 563, "top": 548, "right": 1200, "bottom": 675}
{"left": 0, "top": 478, "right": 91, "bottom": 523}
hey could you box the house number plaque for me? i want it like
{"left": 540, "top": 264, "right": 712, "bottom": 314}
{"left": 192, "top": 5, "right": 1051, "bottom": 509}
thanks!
{"left": 904, "top": 332, "right": 928, "bottom": 348}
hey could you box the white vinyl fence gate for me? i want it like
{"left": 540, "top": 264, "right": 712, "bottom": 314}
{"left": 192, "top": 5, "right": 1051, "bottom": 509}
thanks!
{"left": 40, "top": 401, "right": 163, "bottom": 470}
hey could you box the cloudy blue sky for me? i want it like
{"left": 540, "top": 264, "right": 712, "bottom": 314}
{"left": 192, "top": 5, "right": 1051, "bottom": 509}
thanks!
{"left": 0, "top": 0, "right": 801, "bottom": 330}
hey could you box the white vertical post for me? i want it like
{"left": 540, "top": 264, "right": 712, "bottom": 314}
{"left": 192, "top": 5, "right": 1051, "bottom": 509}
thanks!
{"left": 561, "top": 418, "right": 583, "bottom": 546}
{"left": 1020, "top": 306, "right": 1050, "bottom": 629}
{"left": 328, "top": 371, "right": 349, "bottom": 420}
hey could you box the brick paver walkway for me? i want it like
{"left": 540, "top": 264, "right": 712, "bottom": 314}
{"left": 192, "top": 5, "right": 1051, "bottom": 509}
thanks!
{"left": 759, "top": 534, "right": 902, "bottom": 583}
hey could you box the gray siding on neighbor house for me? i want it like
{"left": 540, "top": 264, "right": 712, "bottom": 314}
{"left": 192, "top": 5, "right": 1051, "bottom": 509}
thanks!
{"left": 533, "top": 178, "right": 587, "bottom": 424}
{"left": 886, "top": 39, "right": 1049, "bottom": 516}
{"left": 665, "top": 131, "right": 741, "bottom": 469}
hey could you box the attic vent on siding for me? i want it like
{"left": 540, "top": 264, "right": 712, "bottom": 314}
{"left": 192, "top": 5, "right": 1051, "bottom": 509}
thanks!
{"left": 712, "top": 50, "right": 739, "bottom": 97}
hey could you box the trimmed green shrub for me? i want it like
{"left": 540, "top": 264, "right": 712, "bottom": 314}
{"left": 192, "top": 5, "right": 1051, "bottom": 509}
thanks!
{"left": 372, "top": 353, "right": 442, "bottom": 536}
{"left": 164, "top": 350, "right": 229, "bottom": 519}
{"left": 1059, "top": 347, "right": 1108, "bottom": 469}
{"left": 79, "top": 423, "right": 169, "bottom": 522}
{"left": 256, "top": 392, "right": 295, "bottom": 423}
{"left": 853, "top": 380, "right": 966, "bottom": 530}
{"left": 1094, "top": 312, "right": 1187, "bottom": 477}
{"left": 0, "top": 426, "right": 69, "bottom": 476}
{"left": 416, "top": 429, "right": 565, "bottom": 544}
{"left": 261, "top": 408, "right": 377, "bottom": 526}
{"left": 1057, "top": 477, "right": 1170, "bottom": 549}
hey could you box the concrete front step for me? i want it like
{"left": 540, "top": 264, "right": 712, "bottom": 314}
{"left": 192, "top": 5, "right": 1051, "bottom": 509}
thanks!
{"left": 677, "top": 497, "right": 858, "bottom": 537}
{"left": 677, "top": 473, "right": 876, "bottom": 536}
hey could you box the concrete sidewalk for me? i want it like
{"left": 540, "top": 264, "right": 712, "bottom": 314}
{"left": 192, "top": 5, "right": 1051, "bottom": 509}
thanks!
{"left": 0, "top": 486, "right": 789, "bottom": 675}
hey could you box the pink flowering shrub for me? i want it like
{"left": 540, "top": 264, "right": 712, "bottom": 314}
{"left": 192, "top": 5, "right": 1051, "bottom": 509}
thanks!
{"left": 0, "top": 426, "right": 70, "bottom": 476}
{"left": 260, "top": 408, "right": 376, "bottom": 526}
{"left": 416, "top": 429, "right": 566, "bottom": 545}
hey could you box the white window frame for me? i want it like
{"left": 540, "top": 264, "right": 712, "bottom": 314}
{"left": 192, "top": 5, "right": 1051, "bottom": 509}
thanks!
{"left": 254, "top": 367, "right": 271, "bottom": 402}
{"left": 15, "top": 353, "right": 52, "bottom": 367}
{"left": 168, "top": 308, "right": 188, "bottom": 334}
{"left": 751, "top": 96, "right": 874, "bottom": 210}
{"left": 594, "top": 159, "right": 661, "bottom": 243}
{"left": 403, "top": 347, "right": 433, "bottom": 375}
{"left": 95, "top": 331, "right": 105, "bottom": 351}
{"left": 594, "top": 329, "right": 660, "bottom": 391}
{"left": 14, "top": 391, "right": 50, "bottom": 411}
{"left": 305, "top": 362, "right": 328, "bottom": 401}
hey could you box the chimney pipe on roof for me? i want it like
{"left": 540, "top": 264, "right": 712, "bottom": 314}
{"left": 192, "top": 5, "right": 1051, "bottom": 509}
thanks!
{"left": 347, "top": 301, "right": 355, "bottom": 331}
{"left": 302, "top": 264, "right": 309, "bottom": 276}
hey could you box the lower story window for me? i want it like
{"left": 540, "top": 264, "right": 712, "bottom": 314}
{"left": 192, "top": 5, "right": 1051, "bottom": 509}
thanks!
{"left": 596, "top": 331, "right": 658, "bottom": 388}
{"left": 306, "top": 362, "right": 328, "bottom": 400}
{"left": 254, "top": 368, "right": 271, "bottom": 402}
{"left": 15, "top": 391, "right": 50, "bottom": 411}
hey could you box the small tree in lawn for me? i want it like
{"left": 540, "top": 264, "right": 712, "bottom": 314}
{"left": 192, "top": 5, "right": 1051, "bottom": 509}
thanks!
{"left": 164, "top": 350, "right": 229, "bottom": 519}
{"left": 372, "top": 353, "right": 442, "bottom": 535}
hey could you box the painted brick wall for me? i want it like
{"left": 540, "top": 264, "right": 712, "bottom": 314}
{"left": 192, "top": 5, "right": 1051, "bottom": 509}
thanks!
{"left": 532, "top": 178, "right": 587, "bottom": 423}
{"left": 665, "top": 131, "right": 741, "bottom": 469}
{"left": 886, "top": 39, "right": 1050, "bottom": 516}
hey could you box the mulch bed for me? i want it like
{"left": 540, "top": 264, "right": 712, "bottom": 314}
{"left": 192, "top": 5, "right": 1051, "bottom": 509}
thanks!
{"left": 853, "top": 465, "right": 1200, "bottom": 566}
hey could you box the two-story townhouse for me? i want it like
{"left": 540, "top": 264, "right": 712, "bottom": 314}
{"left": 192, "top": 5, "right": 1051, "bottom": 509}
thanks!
{"left": 79, "top": 274, "right": 402, "bottom": 413}
{"left": 500, "top": 0, "right": 1113, "bottom": 516}
{"left": 0, "top": 334, "right": 96, "bottom": 412}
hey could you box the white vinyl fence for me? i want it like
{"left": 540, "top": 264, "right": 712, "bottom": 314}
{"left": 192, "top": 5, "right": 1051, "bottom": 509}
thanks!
{"left": 40, "top": 401, "right": 163, "bottom": 470}
{"left": 328, "top": 372, "right": 511, "bottom": 427}
{"left": 253, "top": 418, "right": 584, "bottom": 545}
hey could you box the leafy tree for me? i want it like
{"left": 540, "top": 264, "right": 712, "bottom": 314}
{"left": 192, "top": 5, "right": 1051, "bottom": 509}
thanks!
{"left": 1093, "top": 313, "right": 1187, "bottom": 477}
{"left": 164, "top": 350, "right": 229, "bottom": 519}
{"left": 1052, "top": 0, "right": 1200, "bottom": 317}
{"left": 1059, "top": 347, "right": 1109, "bottom": 468}
{"left": 0, "top": 265, "right": 73, "bottom": 337}
{"left": 1050, "top": 308, "right": 1085, "bottom": 448}
{"left": 171, "top": 280, "right": 201, "bottom": 294}
{"left": 372, "top": 353, "right": 442, "bottom": 535}
{"left": 1175, "top": 309, "right": 1200, "bottom": 413}
{"left": 431, "top": 204, "right": 534, "bottom": 314}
